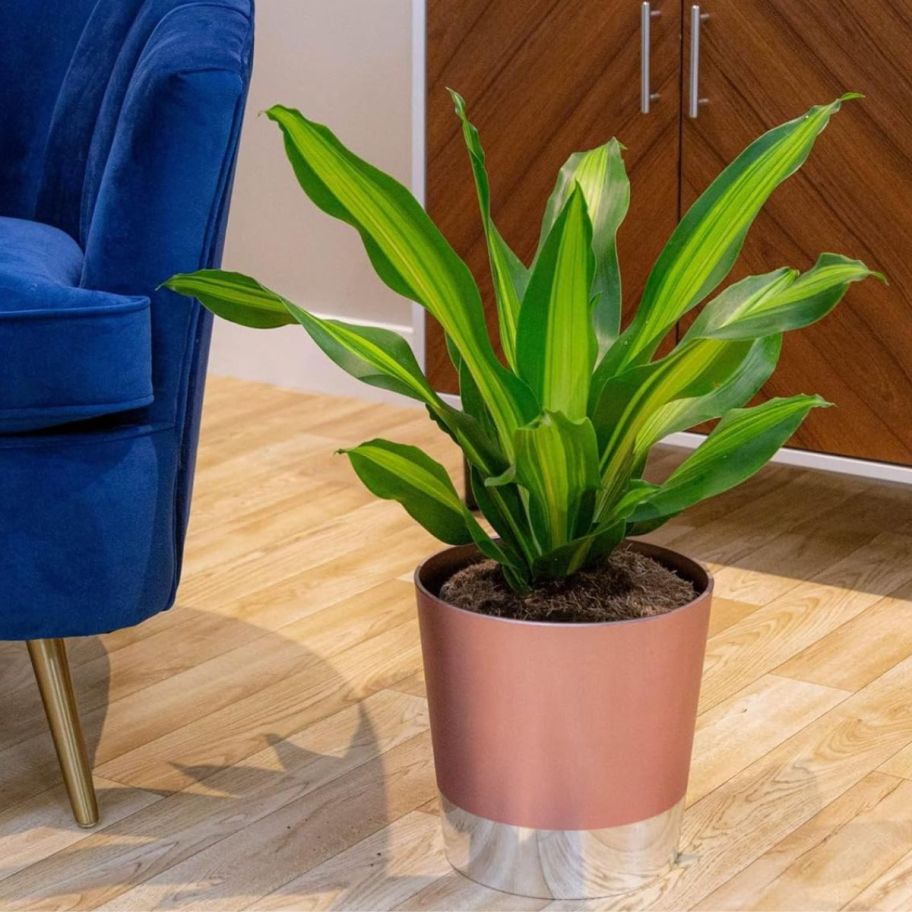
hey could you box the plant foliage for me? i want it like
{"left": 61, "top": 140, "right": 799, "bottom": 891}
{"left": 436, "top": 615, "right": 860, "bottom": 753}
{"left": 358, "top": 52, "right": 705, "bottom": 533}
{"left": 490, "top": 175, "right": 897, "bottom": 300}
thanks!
{"left": 167, "top": 92, "right": 882, "bottom": 592}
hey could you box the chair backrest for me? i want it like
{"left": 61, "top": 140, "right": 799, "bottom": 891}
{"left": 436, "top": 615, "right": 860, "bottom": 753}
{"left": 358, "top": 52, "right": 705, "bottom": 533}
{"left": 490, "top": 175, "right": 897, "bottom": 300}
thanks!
{"left": 0, "top": 1, "right": 253, "bottom": 245}
{"left": 0, "top": 0, "right": 254, "bottom": 546}
{"left": 0, "top": 0, "right": 98, "bottom": 223}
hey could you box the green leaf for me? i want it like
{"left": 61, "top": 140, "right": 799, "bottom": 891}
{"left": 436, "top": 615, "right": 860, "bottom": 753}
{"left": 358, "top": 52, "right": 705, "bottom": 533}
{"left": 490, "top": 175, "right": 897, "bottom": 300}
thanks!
{"left": 343, "top": 440, "right": 472, "bottom": 544}
{"left": 516, "top": 185, "right": 595, "bottom": 419}
{"left": 539, "top": 140, "right": 630, "bottom": 352}
{"left": 683, "top": 268, "right": 797, "bottom": 340}
{"left": 630, "top": 395, "right": 831, "bottom": 528}
{"left": 166, "top": 269, "right": 445, "bottom": 408}
{"left": 491, "top": 412, "right": 600, "bottom": 553}
{"left": 168, "top": 268, "right": 503, "bottom": 478}
{"left": 466, "top": 464, "right": 535, "bottom": 582}
{"left": 636, "top": 334, "right": 783, "bottom": 451}
{"left": 266, "top": 104, "right": 536, "bottom": 454}
{"left": 449, "top": 90, "right": 528, "bottom": 367}
{"left": 687, "top": 254, "right": 882, "bottom": 341}
{"left": 591, "top": 337, "right": 755, "bottom": 514}
{"left": 165, "top": 270, "right": 296, "bottom": 328}
{"left": 601, "top": 94, "right": 857, "bottom": 377}
{"left": 531, "top": 518, "right": 626, "bottom": 581}
{"left": 342, "top": 439, "right": 514, "bottom": 571}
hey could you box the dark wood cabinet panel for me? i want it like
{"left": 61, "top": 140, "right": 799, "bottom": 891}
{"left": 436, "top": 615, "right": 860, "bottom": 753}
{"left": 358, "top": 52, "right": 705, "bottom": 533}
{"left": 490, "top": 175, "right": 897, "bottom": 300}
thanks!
{"left": 681, "top": 0, "right": 912, "bottom": 464}
{"left": 426, "top": 0, "right": 683, "bottom": 392}
{"left": 427, "top": 0, "right": 912, "bottom": 467}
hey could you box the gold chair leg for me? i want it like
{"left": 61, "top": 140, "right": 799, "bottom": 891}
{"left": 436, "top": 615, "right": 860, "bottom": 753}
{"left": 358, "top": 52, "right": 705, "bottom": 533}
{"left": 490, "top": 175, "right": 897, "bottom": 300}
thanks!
{"left": 27, "top": 638, "right": 99, "bottom": 828}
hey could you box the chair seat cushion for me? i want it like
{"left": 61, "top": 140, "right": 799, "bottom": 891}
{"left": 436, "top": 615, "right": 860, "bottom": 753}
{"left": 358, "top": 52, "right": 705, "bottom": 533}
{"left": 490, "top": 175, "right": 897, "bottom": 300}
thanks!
{"left": 0, "top": 217, "right": 153, "bottom": 433}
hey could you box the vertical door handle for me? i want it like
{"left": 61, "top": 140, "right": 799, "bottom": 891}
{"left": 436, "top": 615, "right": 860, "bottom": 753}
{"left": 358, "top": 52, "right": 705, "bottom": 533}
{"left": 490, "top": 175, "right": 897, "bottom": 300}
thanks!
{"left": 640, "top": 2, "right": 661, "bottom": 113}
{"left": 688, "top": 5, "right": 710, "bottom": 118}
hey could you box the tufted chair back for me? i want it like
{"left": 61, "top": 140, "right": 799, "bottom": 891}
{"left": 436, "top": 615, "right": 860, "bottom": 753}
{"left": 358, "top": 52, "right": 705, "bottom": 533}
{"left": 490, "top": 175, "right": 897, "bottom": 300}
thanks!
{"left": 0, "top": 0, "right": 254, "bottom": 427}
{"left": 0, "top": 0, "right": 254, "bottom": 640}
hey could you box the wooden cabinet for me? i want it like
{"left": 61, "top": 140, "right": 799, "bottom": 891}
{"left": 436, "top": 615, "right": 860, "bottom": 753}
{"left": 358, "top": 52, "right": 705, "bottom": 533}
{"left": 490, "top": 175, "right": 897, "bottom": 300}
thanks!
{"left": 682, "top": 0, "right": 912, "bottom": 463}
{"left": 426, "top": 0, "right": 682, "bottom": 389}
{"left": 426, "top": 0, "right": 912, "bottom": 466}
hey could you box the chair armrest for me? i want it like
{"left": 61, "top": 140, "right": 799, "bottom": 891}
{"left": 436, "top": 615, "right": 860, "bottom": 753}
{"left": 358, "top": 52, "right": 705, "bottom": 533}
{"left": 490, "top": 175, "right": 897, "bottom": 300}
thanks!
{"left": 0, "top": 282, "right": 152, "bottom": 433}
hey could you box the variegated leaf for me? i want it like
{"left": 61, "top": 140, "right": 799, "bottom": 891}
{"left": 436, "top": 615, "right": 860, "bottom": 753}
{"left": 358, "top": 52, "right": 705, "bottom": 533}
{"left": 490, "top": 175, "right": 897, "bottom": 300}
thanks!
{"left": 516, "top": 186, "right": 595, "bottom": 419}
{"left": 539, "top": 140, "right": 630, "bottom": 352}
{"left": 449, "top": 90, "right": 528, "bottom": 367}
{"left": 266, "top": 105, "right": 536, "bottom": 454}
{"left": 628, "top": 395, "right": 830, "bottom": 532}
{"left": 597, "top": 94, "right": 858, "bottom": 382}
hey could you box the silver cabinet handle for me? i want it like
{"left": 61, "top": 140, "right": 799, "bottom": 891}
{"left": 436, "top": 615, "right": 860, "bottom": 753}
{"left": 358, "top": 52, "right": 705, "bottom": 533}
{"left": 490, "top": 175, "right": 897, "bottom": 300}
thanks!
{"left": 688, "top": 5, "right": 710, "bottom": 118}
{"left": 640, "top": 2, "right": 661, "bottom": 114}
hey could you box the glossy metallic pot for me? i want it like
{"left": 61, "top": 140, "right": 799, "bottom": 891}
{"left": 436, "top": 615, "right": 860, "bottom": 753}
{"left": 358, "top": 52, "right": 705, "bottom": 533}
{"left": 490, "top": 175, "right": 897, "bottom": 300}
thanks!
{"left": 414, "top": 540, "right": 712, "bottom": 900}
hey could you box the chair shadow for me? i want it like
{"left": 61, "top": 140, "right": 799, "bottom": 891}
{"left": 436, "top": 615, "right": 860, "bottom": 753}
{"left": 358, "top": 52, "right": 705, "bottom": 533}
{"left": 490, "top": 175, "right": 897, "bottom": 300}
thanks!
{"left": 0, "top": 606, "right": 439, "bottom": 910}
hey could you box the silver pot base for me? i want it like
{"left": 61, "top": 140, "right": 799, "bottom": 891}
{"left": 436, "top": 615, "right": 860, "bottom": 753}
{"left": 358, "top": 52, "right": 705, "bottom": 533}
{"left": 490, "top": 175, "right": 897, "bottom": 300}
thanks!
{"left": 440, "top": 794, "right": 684, "bottom": 900}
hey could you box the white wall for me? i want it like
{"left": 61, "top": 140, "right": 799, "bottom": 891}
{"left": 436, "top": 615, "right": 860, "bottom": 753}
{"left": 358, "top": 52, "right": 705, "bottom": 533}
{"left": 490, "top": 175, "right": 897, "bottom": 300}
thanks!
{"left": 209, "top": 0, "right": 423, "bottom": 401}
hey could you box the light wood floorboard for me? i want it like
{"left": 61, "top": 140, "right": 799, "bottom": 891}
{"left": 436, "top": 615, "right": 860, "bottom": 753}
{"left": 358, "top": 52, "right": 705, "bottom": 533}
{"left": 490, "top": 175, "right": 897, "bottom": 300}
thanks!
{"left": 2, "top": 375, "right": 911, "bottom": 911}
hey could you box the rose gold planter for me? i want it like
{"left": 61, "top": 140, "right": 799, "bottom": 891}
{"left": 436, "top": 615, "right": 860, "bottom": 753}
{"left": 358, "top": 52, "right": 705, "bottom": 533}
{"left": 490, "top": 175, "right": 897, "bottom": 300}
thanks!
{"left": 415, "top": 540, "right": 712, "bottom": 900}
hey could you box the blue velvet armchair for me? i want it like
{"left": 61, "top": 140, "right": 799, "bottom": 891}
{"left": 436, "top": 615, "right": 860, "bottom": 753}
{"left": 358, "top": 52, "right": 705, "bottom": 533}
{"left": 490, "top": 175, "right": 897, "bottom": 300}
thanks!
{"left": 0, "top": 0, "right": 254, "bottom": 825}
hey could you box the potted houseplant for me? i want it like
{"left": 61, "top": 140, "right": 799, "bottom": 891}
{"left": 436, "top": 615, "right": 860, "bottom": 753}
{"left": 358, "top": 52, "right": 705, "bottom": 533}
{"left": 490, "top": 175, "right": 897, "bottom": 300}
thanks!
{"left": 167, "top": 91, "right": 880, "bottom": 899}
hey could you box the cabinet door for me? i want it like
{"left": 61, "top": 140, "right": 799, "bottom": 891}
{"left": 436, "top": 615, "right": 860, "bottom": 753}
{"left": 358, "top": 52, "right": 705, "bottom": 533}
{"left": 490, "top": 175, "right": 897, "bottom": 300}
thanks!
{"left": 426, "top": 0, "right": 683, "bottom": 392}
{"left": 681, "top": 1, "right": 912, "bottom": 464}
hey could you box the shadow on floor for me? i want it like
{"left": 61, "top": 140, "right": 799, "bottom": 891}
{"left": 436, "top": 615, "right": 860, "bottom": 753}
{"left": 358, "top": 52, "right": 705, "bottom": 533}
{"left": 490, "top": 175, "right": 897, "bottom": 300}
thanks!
{"left": 0, "top": 606, "right": 436, "bottom": 910}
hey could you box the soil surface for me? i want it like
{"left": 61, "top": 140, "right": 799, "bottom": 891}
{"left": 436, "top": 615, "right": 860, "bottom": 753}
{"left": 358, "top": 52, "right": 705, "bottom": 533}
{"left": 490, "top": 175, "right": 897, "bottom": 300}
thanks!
{"left": 439, "top": 547, "right": 698, "bottom": 623}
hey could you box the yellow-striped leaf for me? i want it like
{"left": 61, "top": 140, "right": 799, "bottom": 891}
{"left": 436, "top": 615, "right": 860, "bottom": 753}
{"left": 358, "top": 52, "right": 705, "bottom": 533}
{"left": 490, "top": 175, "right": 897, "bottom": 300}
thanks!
{"left": 516, "top": 186, "right": 595, "bottom": 419}
{"left": 342, "top": 439, "right": 514, "bottom": 569}
{"left": 490, "top": 412, "right": 600, "bottom": 553}
{"left": 166, "top": 269, "right": 503, "bottom": 476}
{"left": 539, "top": 140, "right": 629, "bottom": 352}
{"left": 687, "top": 254, "right": 883, "bottom": 341}
{"left": 266, "top": 105, "right": 536, "bottom": 454}
{"left": 629, "top": 395, "right": 830, "bottom": 531}
{"left": 166, "top": 270, "right": 441, "bottom": 407}
{"left": 591, "top": 337, "right": 754, "bottom": 514}
{"left": 165, "top": 269, "right": 296, "bottom": 328}
{"left": 449, "top": 90, "right": 527, "bottom": 367}
{"left": 636, "top": 334, "right": 783, "bottom": 452}
{"left": 600, "top": 94, "right": 858, "bottom": 379}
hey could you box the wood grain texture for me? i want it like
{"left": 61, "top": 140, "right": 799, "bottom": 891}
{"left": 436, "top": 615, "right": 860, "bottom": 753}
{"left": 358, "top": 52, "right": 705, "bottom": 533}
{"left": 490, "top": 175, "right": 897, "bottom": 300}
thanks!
{"left": 846, "top": 846, "right": 912, "bottom": 911}
{"left": 0, "top": 376, "right": 911, "bottom": 911}
{"left": 687, "top": 674, "right": 850, "bottom": 805}
{"left": 730, "top": 779, "right": 912, "bottom": 911}
{"left": 247, "top": 811, "right": 448, "bottom": 912}
{"left": 682, "top": 0, "right": 912, "bottom": 463}
{"left": 698, "top": 771, "right": 904, "bottom": 910}
{"left": 425, "top": 0, "right": 682, "bottom": 390}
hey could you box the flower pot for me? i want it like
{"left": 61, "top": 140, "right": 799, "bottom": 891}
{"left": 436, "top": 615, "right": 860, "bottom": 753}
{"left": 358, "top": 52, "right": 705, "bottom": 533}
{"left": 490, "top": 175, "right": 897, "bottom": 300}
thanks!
{"left": 414, "top": 540, "right": 712, "bottom": 900}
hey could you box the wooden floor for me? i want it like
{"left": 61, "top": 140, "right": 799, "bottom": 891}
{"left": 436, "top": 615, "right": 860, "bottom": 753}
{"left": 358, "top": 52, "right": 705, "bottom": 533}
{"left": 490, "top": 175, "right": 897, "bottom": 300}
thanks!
{"left": 2, "top": 375, "right": 912, "bottom": 911}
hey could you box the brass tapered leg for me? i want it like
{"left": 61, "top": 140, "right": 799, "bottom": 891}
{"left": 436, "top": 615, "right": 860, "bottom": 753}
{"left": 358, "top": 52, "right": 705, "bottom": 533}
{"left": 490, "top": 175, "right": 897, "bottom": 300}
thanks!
{"left": 27, "top": 639, "right": 99, "bottom": 827}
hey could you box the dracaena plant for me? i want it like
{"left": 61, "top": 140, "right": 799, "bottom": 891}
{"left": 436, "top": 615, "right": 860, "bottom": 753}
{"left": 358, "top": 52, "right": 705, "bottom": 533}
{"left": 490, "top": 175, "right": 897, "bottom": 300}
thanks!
{"left": 167, "top": 91, "right": 882, "bottom": 593}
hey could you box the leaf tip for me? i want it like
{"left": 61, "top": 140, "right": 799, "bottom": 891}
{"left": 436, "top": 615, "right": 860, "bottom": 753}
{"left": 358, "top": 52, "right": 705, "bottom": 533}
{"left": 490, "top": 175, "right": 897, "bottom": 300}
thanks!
{"left": 160, "top": 274, "right": 185, "bottom": 293}
{"left": 839, "top": 91, "right": 865, "bottom": 103}
{"left": 264, "top": 104, "right": 300, "bottom": 126}
{"left": 446, "top": 87, "right": 466, "bottom": 112}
